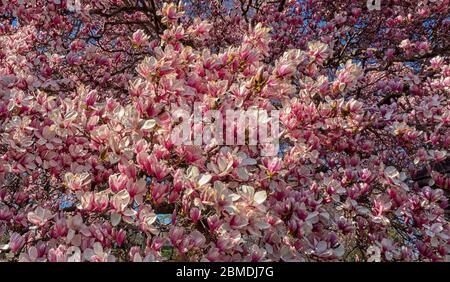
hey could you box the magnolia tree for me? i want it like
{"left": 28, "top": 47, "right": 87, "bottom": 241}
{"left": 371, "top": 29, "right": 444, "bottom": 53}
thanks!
{"left": 0, "top": 0, "right": 449, "bottom": 262}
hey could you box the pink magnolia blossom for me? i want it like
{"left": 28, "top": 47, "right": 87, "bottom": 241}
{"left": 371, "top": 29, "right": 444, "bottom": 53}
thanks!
{"left": 9, "top": 233, "right": 25, "bottom": 253}
{"left": 131, "top": 30, "right": 149, "bottom": 49}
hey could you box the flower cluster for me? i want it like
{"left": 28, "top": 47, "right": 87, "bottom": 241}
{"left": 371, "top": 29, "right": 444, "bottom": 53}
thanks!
{"left": 0, "top": 1, "right": 449, "bottom": 262}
